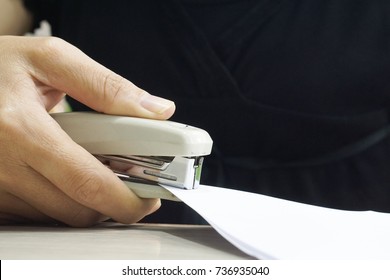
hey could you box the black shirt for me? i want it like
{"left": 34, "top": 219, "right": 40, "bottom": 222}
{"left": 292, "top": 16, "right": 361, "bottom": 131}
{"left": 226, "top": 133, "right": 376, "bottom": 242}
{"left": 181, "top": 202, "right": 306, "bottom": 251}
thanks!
{"left": 24, "top": 0, "right": 390, "bottom": 223}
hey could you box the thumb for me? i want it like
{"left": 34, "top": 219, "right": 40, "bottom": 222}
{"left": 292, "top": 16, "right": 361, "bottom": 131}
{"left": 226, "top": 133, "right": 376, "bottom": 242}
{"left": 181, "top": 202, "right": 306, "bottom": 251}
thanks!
{"left": 25, "top": 37, "right": 175, "bottom": 119}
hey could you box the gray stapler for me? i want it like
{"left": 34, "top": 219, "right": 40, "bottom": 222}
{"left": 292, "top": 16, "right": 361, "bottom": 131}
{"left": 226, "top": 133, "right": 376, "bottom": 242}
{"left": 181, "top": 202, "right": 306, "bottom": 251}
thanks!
{"left": 51, "top": 112, "right": 213, "bottom": 201}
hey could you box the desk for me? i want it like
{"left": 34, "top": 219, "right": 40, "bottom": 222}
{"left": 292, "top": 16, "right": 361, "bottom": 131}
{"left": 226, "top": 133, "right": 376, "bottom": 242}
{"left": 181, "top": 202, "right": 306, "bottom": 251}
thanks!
{"left": 0, "top": 223, "right": 251, "bottom": 259}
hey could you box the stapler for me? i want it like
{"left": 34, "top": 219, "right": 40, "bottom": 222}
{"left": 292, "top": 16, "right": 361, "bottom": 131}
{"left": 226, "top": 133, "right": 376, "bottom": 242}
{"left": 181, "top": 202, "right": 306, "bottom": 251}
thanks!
{"left": 51, "top": 112, "right": 213, "bottom": 201}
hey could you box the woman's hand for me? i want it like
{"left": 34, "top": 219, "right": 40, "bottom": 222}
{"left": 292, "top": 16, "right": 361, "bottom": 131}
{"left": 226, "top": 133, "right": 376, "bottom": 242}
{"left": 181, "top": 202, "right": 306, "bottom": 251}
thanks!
{"left": 0, "top": 36, "right": 175, "bottom": 226}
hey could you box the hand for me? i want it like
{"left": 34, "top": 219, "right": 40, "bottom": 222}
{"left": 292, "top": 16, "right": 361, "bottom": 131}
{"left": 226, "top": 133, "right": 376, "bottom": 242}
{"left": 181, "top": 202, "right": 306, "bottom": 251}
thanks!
{"left": 0, "top": 36, "right": 175, "bottom": 226}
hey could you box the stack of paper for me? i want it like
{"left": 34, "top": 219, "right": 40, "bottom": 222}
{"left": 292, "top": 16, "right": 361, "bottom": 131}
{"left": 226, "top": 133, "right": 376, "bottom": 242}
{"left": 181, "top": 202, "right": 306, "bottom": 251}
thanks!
{"left": 163, "top": 185, "right": 390, "bottom": 259}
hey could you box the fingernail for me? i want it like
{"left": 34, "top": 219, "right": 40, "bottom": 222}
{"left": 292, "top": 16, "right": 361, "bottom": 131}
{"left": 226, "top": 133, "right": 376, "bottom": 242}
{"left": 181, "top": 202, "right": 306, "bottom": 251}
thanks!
{"left": 141, "top": 94, "right": 175, "bottom": 114}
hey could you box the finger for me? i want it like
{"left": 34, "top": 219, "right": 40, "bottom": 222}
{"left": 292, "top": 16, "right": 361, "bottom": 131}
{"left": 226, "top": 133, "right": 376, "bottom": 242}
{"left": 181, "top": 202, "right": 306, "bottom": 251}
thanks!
{"left": 19, "top": 109, "right": 161, "bottom": 224}
{"left": 1, "top": 166, "right": 108, "bottom": 227}
{"left": 23, "top": 37, "right": 175, "bottom": 119}
{"left": 0, "top": 189, "right": 54, "bottom": 224}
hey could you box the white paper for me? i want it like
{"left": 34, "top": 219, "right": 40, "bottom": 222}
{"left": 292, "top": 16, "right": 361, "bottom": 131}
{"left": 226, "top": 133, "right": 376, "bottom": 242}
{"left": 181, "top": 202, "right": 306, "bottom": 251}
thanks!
{"left": 163, "top": 184, "right": 390, "bottom": 259}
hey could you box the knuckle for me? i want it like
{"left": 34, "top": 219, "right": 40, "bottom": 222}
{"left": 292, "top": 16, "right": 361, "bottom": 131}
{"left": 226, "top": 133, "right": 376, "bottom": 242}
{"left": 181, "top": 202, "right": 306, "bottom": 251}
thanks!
{"left": 96, "top": 73, "right": 147, "bottom": 114}
{"left": 97, "top": 73, "right": 127, "bottom": 113}
{"left": 31, "top": 37, "right": 67, "bottom": 60}
{"left": 41, "top": 37, "right": 69, "bottom": 54}
{"left": 67, "top": 169, "right": 105, "bottom": 205}
{"left": 26, "top": 37, "right": 76, "bottom": 80}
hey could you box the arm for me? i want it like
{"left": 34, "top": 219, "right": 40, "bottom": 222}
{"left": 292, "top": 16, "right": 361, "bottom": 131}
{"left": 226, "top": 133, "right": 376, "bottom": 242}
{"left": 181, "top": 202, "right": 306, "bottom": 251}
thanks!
{"left": 0, "top": 0, "right": 32, "bottom": 35}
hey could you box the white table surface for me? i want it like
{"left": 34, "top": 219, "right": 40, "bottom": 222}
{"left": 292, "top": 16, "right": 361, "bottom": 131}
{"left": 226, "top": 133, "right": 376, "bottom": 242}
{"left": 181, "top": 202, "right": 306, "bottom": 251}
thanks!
{"left": 0, "top": 222, "right": 252, "bottom": 260}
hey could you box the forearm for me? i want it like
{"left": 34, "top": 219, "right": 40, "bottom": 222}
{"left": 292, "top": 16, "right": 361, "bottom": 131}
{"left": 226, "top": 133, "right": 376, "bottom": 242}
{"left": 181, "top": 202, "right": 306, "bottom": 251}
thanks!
{"left": 0, "top": 0, "right": 32, "bottom": 35}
